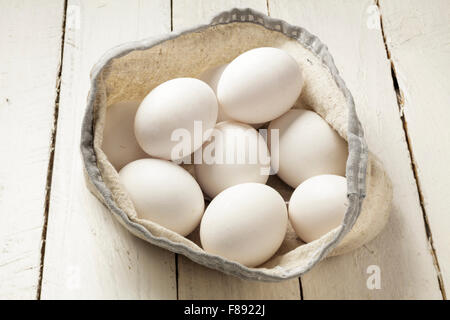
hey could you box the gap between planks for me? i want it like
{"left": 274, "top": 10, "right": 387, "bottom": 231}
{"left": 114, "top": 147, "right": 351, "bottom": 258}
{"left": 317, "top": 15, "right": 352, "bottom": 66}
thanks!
{"left": 36, "top": 0, "right": 68, "bottom": 300}
{"left": 375, "top": 0, "right": 446, "bottom": 300}
{"left": 266, "top": 0, "right": 271, "bottom": 16}
{"left": 170, "top": 0, "right": 174, "bottom": 31}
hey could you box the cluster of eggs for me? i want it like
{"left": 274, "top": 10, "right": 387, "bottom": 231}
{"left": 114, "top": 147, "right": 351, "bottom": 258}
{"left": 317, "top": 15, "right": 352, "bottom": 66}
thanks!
{"left": 103, "top": 47, "right": 348, "bottom": 267}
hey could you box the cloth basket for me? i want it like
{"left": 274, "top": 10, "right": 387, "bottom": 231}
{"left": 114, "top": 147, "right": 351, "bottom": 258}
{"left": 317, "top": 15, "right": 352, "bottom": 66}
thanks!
{"left": 81, "top": 8, "right": 392, "bottom": 281}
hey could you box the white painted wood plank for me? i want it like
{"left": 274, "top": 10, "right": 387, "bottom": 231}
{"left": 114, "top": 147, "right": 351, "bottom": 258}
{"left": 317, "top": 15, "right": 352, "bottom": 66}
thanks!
{"left": 379, "top": 0, "right": 450, "bottom": 296}
{"left": 40, "top": 0, "right": 176, "bottom": 299}
{"left": 173, "top": 0, "right": 268, "bottom": 29}
{"left": 0, "top": 0, "right": 65, "bottom": 299}
{"left": 269, "top": 0, "right": 442, "bottom": 299}
{"left": 173, "top": 0, "right": 301, "bottom": 300}
{"left": 178, "top": 256, "right": 300, "bottom": 300}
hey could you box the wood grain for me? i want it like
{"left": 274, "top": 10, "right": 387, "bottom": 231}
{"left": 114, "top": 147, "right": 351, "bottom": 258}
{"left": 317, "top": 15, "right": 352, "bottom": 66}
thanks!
{"left": 39, "top": 0, "right": 176, "bottom": 299}
{"left": 269, "top": 0, "right": 443, "bottom": 299}
{"left": 173, "top": 0, "right": 301, "bottom": 300}
{"left": 0, "top": 0, "right": 65, "bottom": 300}
{"left": 379, "top": 0, "right": 450, "bottom": 297}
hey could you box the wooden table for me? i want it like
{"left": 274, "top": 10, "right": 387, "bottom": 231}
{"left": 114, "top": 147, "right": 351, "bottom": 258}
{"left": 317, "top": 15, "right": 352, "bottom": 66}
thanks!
{"left": 0, "top": 0, "right": 448, "bottom": 300}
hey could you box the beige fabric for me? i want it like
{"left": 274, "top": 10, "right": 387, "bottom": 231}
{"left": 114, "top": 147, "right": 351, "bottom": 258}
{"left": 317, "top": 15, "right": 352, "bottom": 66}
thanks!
{"left": 86, "top": 22, "right": 392, "bottom": 276}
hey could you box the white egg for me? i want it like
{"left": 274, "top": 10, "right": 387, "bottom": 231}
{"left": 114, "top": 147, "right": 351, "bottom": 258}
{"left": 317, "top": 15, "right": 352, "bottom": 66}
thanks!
{"left": 199, "top": 65, "right": 265, "bottom": 129}
{"left": 194, "top": 121, "right": 270, "bottom": 198}
{"left": 217, "top": 47, "right": 303, "bottom": 124}
{"left": 134, "top": 78, "right": 218, "bottom": 161}
{"left": 200, "top": 183, "right": 287, "bottom": 267}
{"left": 102, "top": 101, "right": 148, "bottom": 170}
{"left": 288, "top": 175, "right": 347, "bottom": 243}
{"left": 119, "top": 159, "right": 205, "bottom": 236}
{"left": 198, "top": 64, "right": 232, "bottom": 123}
{"left": 268, "top": 109, "right": 347, "bottom": 188}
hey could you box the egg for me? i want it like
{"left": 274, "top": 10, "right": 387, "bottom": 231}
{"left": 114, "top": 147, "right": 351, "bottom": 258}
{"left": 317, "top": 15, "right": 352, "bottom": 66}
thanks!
{"left": 198, "top": 64, "right": 231, "bottom": 123}
{"left": 102, "top": 101, "right": 148, "bottom": 170}
{"left": 268, "top": 109, "right": 347, "bottom": 188}
{"left": 200, "top": 183, "right": 287, "bottom": 267}
{"left": 199, "top": 65, "right": 265, "bottom": 129}
{"left": 194, "top": 121, "right": 270, "bottom": 198}
{"left": 288, "top": 175, "right": 347, "bottom": 243}
{"left": 119, "top": 159, "right": 205, "bottom": 236}
{"left": 217, "top": 47, "right": 303, "bottom": 124}
{"left": 134, "top": 78, "right": 218, "bottom": 161}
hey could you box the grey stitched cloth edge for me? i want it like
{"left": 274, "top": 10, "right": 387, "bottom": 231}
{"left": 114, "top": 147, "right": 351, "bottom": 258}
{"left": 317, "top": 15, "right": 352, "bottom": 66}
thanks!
{"left": 80, "top": 8, "right": 368, "bottom": 281}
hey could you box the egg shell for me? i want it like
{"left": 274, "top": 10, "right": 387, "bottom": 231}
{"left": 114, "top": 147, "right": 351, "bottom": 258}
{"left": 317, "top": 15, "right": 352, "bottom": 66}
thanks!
{"left": 288, "top": 175, "right": 347, "bottom": 243}
{"left": 134, "top": 78, "right": 218, "bottom": 161}
{"left": 194, "top": 121, "right": 270, "bottom": 198}
{"left": 199, "top": 65, "right": 265, "bottom": 129}
{"left": 119, "top": 158, "right": 205, "bottom": 236}
{"left": 268, "top": 109, "right": 347, "bottom": 188}
{"left": 217, "top": 47, "right": 303, "bottom": 124}
{"left": 102, "top": 101, "right": 148, "bottom": 170}
{"left": 200, "top": 183, "right": 288, "bottom": 267}
{"left": 198, "top": 64, "right": 231, "bottom": 123}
